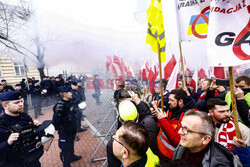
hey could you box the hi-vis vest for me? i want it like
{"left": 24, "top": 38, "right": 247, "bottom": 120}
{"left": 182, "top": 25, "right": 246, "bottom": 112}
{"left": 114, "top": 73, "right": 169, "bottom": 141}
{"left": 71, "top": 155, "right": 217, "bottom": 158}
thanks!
{"left": 225, "top": 91, "right": 250, "bottom": 108}
{"left": 225, "top": 91, "right": 250, "bottom": 122}
{"left": 145, "top": 148, "right": 160, "bottom": 167}
{"left": 157, "top": 112, "right": 184, "bottom": 159}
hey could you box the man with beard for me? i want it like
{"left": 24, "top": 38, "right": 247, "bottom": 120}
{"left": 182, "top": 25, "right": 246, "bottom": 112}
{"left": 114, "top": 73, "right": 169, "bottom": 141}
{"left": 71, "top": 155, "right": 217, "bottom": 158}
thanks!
{"left": 0, "top": 91, "right": 43, "bottom": 167}
{"left": 153, "top": 89, "right": 194, "bottom": 161}
{"left": 207, "top": 98, "right": 250, "bottom": 167}
{"left": 15, "top": 84, "right": 28, "bottom": 114}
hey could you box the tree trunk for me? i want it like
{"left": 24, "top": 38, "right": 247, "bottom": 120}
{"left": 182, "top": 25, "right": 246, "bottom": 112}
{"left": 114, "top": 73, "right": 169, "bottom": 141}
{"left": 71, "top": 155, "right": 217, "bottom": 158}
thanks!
{"left": 37, "top": 67, "right": 45, "bottom": 79}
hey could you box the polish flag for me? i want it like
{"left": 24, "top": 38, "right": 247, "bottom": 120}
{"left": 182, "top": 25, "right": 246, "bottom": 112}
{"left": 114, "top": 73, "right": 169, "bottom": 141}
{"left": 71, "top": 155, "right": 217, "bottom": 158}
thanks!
{"left": 111, "top": 63, "right": 121, "bottom": 77}
{"left": 192, "top": 67, "right": 198, "bottom": 93}
{"left": 113, "top": 55, "right": 124, "bottom": 75}
{"left": 198, "top": 68, "right": 207, "bottom": 78}
{"left": 164, "top": 55, "right": 177, "bottom": 80}
{"left": 166, "top": 62, "right": 179, "bottom": 91}
{"left": 142, "top": 69, "right": 147, "bottom": 80}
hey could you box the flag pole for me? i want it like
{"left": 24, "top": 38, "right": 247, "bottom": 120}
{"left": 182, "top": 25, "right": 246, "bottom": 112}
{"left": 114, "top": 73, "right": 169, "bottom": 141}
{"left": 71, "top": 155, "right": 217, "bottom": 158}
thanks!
{"left": 228, "top": 66, "right": 242, "bottom": 139}
{"left": 178, "top": 42, "right": 186, "bottom": 88}
{"left": 158, "top": 43, "right": 164, "bottom": 112}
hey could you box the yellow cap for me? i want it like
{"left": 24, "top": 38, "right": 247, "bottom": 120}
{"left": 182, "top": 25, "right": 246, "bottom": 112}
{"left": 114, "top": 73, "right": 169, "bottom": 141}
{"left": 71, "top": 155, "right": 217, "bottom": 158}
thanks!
{"left": 118, "top": 100, "right": 138, "bottom": 121}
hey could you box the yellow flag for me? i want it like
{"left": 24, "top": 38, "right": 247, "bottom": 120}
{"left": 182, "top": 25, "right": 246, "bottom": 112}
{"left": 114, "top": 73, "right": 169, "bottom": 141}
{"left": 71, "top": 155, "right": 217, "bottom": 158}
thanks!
{"left": 146, "top": 0, "right": 166, "bottom": 62}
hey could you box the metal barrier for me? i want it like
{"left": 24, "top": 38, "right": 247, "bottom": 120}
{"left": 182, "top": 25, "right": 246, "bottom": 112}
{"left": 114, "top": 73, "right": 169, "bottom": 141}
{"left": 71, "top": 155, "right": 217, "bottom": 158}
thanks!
{"left": 90, "top": 96, "right": 118, "bottom": 164}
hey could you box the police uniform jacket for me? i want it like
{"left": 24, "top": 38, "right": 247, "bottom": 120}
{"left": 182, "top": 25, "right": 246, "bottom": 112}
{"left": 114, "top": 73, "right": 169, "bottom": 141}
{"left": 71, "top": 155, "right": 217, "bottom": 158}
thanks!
{"left": 0, "top": 113, "right": 43, "bottom": 166}
{"left": 30, "top": 85, "right": 42, "bottom": 103}
{"left": 3, "top": 85, "right": 14, "bottom": 92}
{"left": 52, "top": 99, "right": 77, "bottom": 138}
{"left": 71, "top": 89, "right": 81, "bottom": 110}
{"left": 77, "top": 86, "right": 86, "bottom": 102}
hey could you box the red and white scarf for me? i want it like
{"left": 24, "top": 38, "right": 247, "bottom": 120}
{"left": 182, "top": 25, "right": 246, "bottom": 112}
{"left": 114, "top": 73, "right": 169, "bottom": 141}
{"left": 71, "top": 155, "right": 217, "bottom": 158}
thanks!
{"left": 198, "top": 92, "right": 206, "bottom": 103}
{"left": 217, "top": 117, "right": 237, "bottom": 155}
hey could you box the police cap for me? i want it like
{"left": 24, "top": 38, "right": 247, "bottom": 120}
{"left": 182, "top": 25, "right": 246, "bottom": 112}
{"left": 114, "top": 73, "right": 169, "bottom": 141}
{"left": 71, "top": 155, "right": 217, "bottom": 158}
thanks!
{"left": 0, "top": 91, "right": 23, "bottom": 102}
{"left": 71, "top": 81, "right": 77, "bottom": 86}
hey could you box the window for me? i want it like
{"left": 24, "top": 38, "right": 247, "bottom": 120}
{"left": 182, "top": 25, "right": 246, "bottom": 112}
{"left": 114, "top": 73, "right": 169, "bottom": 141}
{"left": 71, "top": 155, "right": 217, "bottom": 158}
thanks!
{"left": 14, "top": 62, "right": 25, "bottom": 76}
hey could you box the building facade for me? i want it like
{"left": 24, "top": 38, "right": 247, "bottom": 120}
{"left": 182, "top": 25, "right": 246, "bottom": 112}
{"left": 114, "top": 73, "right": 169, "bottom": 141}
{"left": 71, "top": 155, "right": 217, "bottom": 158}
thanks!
{"left": 0, "top": 57, "right": 40, "bottom": 86}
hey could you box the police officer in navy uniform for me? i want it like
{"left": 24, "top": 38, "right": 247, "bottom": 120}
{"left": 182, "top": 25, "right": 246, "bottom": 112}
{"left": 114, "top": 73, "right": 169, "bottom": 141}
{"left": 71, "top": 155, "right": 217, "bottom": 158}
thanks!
{"left": 52, "top": 86, "right": 81, "bottom": 167}
{"left": 1, "top": 79, "right": 14, "bottom": 92}
{"left": 30, "top": 80, "right": 43, "bottom": 118}
{"left": 0, "top": 91, "right": 44, "bottom": 167}
{"left": 71, "top": 81, "right": 84, "bottom": 141}
{"left": 15, "top": 84, "right": 28, "bottom": 114}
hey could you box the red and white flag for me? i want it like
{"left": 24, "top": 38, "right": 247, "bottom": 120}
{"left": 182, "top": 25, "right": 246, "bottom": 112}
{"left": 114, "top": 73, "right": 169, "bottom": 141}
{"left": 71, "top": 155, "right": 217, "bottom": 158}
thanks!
{"left": 166, "top": 62, "right": 180, "bottom": 91}
{"left": 164, "top": 54, "right": 177, "bottom": 80}
{"left": 192, "top": 67, "right": 198, "bottom": 93}
{"left": 198, "top": 68, "right": 207, "bottom": 78}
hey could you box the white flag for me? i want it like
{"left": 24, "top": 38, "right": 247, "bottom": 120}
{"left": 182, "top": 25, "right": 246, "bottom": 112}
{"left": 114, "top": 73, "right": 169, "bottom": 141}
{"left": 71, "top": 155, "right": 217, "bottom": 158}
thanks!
{"left": 207, "top": 0, "right": 250, "bottom": 67}
{"left": 176, "top": 0, "right": 211, "bottom": 42}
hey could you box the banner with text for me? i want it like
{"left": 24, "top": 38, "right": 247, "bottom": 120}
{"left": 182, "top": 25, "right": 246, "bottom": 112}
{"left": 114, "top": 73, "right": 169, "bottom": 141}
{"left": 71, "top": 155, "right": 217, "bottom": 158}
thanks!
{"left": 207, "top": 0, "right": 250, "bottom": 67}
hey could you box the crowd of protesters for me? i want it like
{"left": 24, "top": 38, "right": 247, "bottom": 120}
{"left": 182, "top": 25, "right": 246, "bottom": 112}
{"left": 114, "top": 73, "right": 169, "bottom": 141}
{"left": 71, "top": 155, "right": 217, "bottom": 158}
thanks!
{"left": 107, "top": 70, "right": 250, "bottom": 167}
{"left": 0, "top": 69, "right": 249, "bottom": 167}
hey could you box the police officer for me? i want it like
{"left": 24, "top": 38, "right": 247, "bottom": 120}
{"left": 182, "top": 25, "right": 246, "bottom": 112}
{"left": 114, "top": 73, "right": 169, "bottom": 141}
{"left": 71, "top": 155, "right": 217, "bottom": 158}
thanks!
{"left": 1, "top": 79, "right": 14, "bottom": 92}
{"left": 71, "top": 82, "right": 84, "bottom": 141}
{"left": 40, "top": 76, "right": 51, "bottom": 106}
{"left": 77, "top": 80, "right": 87, "bottom": 131}
{"left": 93, "top": 74, "right": 101, "bottom": 105}
{"left": 15, "top": 84, "right": 28, "bottom": 114}
{"left": 52, "top": 86, "right": 81, "bottom": 167}
{"left": 30, "top": 80, "right": 43, "bottom": 118}
{"left": 0, "top": 91, "right": 44, "bottom": 167}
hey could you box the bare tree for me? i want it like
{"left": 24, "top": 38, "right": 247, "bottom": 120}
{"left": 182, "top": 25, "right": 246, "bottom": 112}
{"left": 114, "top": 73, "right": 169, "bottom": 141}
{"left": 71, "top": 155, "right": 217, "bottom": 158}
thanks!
{"left": 0, "top": 0, "right": 46, "bottom": 78}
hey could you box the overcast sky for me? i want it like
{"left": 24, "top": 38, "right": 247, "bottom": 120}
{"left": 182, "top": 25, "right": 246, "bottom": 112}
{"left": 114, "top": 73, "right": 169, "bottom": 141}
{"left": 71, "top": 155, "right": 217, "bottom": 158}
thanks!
{"left": 2, "top": 0, "right": 201, "bottom": 76}
{"left": 25, "top": 0, "right": 186, "bottom": 75}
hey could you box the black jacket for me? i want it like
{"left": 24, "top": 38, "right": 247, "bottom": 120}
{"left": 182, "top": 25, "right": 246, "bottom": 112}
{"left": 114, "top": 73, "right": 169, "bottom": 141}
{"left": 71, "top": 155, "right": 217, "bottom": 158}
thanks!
{"left": 71, "top": 89, "right": 81, "bottom": 110}
{"left": 0, "top": 113, "right": 43, "bottom": 167}
{"left": 52, "top": 99, "right": 77, "bottom": 137}
{"left": 173, "top": 142, "right": 237, "bottom": 167}
{"left": 77, "top": 86, "right": 86, "bottom": 102}
{"left": 3, "top": 85, "right": 14, "bottom": 92}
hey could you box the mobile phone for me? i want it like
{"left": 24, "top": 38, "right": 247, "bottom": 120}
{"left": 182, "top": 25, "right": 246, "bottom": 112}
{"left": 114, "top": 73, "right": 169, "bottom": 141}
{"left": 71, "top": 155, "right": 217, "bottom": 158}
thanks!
{"left": 216, "top": 79, "right": 230, "bottom": 87}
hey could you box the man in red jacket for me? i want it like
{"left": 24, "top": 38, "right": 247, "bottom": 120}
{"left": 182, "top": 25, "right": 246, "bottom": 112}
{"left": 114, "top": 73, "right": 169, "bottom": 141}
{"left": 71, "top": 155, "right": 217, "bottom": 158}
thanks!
{"left": 153, "top": 89, "right": 194, "bottom": 161}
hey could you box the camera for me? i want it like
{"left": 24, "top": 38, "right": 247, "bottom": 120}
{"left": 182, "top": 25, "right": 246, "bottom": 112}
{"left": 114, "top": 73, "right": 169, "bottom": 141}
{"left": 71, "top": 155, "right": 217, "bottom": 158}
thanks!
{"left": 216, "top": 79, "right": 230, "bottom": 87}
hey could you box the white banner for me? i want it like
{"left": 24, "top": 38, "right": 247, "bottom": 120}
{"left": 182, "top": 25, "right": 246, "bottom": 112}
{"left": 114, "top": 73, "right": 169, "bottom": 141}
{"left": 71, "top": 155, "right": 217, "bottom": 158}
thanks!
{"left": 207, "top": 0, "right": 250, "bottom": 67}
{"left": 176, "top": 0, "right": 211, "bottom": 42}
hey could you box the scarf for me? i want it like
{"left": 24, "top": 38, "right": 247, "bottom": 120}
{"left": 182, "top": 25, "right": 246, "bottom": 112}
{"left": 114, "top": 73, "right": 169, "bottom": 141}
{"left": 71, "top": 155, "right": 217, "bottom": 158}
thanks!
{"left": 217, "top": 117, "right": 237, "bottom": 155}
